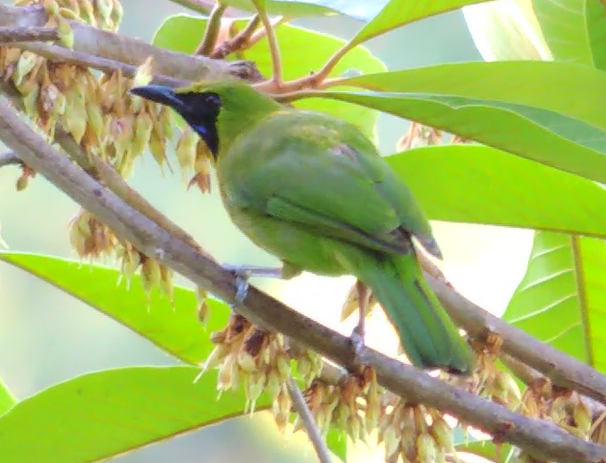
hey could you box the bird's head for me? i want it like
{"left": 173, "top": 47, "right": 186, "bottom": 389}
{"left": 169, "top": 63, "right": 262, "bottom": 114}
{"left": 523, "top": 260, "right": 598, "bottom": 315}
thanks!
{"left": 130, "top": 80, "right": 279, "bottom": 158}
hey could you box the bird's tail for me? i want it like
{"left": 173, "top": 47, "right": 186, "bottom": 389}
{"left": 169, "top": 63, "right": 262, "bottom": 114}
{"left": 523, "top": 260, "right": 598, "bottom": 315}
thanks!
{"left": 360, "top": 254, "right": 475, "bottom": 374}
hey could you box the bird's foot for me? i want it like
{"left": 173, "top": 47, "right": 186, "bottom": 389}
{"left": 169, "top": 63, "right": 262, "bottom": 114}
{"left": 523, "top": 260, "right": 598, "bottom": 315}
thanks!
{"left": 222, "top": 264, "right": 252, "bottom": 304}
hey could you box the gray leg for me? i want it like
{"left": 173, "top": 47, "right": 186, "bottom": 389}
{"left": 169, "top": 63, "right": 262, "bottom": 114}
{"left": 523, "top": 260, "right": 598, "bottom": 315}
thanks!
{"left": 350, "top": 280, "right": 369, "bottom": 359}
{"left": 223, "top": 264, "right": 287, "bottom": 304}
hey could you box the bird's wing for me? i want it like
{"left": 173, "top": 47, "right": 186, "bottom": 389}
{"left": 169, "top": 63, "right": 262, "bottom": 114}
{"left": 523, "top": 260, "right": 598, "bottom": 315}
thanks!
{"left": 225, "top": 114, "right": 440, "bottom": 257}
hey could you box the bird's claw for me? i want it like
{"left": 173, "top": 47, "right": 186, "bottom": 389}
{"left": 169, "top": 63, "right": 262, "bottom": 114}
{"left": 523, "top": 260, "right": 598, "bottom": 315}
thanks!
{"left": 223, "top": 264, "right": 251, "bottom": 305}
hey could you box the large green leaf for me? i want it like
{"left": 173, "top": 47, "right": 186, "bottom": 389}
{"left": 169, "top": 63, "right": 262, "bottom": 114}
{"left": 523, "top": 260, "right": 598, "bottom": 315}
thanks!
{"left": 337, "top": 62, "right": 606, "bottom": 132}
{"left": 349, "top": 0, "right": 489, "bottom": 46}
{"left": 0, "top": 366, "right": 271, "bottom": 463}
{"left": 532, "top": 0, "right": 606, "bottom": 70}
{"left": 0, "top": 252, "right": 227, "bottom": 365}
{"left": 312, "top": 89, "right": 606, "bottom": 184}
{"left": 153, "top": 16, "right": 386, "bottom": 139}
{"left": 387, "top": 145, "right": 606, "bottom": 237}
{"left": 503, "top": 231, "right": 606, "bottom": 372}
{"left": 0, "top": 377, "right": 16, "bottom": 417}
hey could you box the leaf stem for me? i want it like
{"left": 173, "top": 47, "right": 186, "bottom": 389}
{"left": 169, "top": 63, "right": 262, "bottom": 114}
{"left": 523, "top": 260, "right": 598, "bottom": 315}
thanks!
{"left": 196, "top": 2, "right": 227, "bottom": 56}
{"left": 251, "top": 0, "right": 282, "bottom": 85}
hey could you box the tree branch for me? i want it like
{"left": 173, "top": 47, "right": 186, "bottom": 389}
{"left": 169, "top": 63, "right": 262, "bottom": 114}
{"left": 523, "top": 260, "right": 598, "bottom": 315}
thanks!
{"left": 0, "top": 3, "right": 260, "bottom": 83}
{"left": 430, "top": 276, "right": 606, "bottom": 408}
{"left": 1, "top": 96, "right": 606, "bottom": 463}
{"left": 0, "top": 151, "right": 21, "bottom": 168}
{"left": 0, "top": 26, "right": 58, "bottom": 43}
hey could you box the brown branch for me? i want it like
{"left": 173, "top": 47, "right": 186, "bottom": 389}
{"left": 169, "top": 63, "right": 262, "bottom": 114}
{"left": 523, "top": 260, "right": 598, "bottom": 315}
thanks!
{"left": 2, "top": 96, "right": 606, "bottom": 463}
{"left": 0, "top": 3, "right": 259, "bottom": 83}
{"left": 211, "top": 15, "right": 261, "bottom": 59}
{"left": 0, "top": 26, "right": 58, "bottom": 43}
{"left": 0, "top": 151, "right": 21, "bottom": 168}
{"left": 430, "top": 276, "right": 606, "bottom": 408}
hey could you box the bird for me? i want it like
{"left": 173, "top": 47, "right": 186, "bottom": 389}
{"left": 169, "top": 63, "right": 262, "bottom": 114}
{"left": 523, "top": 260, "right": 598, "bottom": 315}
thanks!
{"left": 130, "top": 80, "right": 476, "bottom": 375}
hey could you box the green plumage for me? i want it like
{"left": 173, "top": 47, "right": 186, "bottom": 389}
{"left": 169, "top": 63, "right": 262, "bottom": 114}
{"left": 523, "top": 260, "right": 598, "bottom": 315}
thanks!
{"left": 131, "top": 80, "right": 476, "bottom": 374}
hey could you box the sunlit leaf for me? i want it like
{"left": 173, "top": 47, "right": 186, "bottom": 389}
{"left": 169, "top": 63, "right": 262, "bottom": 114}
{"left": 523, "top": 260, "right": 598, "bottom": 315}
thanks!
{"left": 387, "top": 145, "right": 606, "bottom": 237}
{"left": 349, "top": 0, "right": 489, "bottom": 46}
{"left": 503, "top": 231, "right": 606, "bottom": 372}
{"left": 462, "top": 0, "right": 552, "bottom": 61}
{"left": 0, "top": 366, "right": 271, "bottom": 463}
{"left": 532, "top": 0, "right": 606, "bottom": 70}
{"left": 0, "top": 252, "right": 228, "bottom": 365}
{"left": 0, "top": 377, "right": 16, "bottom": 417}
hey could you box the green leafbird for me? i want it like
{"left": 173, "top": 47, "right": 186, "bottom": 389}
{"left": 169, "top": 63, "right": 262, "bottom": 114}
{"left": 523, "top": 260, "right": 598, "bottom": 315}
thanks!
{"left": 130, "top": 81, "right": 476, "bottom": 374}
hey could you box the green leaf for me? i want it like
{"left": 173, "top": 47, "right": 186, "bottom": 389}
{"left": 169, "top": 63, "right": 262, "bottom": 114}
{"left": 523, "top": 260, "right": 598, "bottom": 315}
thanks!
{"left": 0, "top": 252, "right": 228, "bottom": 365}
{"left": 0, "top": 377, "right": 16, "bottom": 417}
{"left": 456, "top": 438, "right": 513, "bottom": 462}
{"left": 217, "top": 0, "right": 365, "bottom": 20}
{"left": 154, "top": 16, "right": 386, "bottom": 139}
{"left": 503, "top": 231, "right": 606, "bottom": 372}
{"left": 313, "top": 89, "right": 606, "bottom": 184}
{"left": 387, "top": 145, "right": 606, "bottom": 237}
{"left": 337, "top": 62, "right": 606, "bottom": 133}
{"left": 326, "top": 428, "right": 347, "bottom": 462}
{"left": 533, "top": 0, "right": 606, "bottom": 70}
{"left": 0, "top": 366, "right": 271, "bottom": 463}
{"left": 349, "top": 0, "right": 489, "bottom": 46}
{"left": 0, "top": 253, "right": 348, "bottom": 461}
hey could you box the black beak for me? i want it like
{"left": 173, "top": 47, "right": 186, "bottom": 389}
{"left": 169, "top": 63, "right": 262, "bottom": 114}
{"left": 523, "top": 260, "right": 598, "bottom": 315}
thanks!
{"left": 130, "top": 85, "right": 184, "bottom": 111}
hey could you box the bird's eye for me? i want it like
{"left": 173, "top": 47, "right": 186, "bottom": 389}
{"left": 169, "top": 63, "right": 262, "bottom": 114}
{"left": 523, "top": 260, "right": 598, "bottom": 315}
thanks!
{"left": 203, "top": 93, "right": 221, "bottom": 108}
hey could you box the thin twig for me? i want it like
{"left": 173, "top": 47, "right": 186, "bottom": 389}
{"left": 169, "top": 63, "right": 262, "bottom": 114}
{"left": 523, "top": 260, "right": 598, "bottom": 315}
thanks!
{"left": 251, "top": 0, "right": 282, "bottom": 85}
{"left": 254, "top": 39, "right": 355, "bottom": 93}
{"left": 0, "top": 151, "right": 22, "bottom": 168}
{"left": 211, "top": 14, "right": 261, "bottom": 59}
{"left": 287, "top": 378, "right": 333, "bottom": 463}
{"left": 196, "top": 3, "right": 227, "bottom": 56}
{"left": 2, "top": 95, "right": 606, "bottom": 463}
{"left": 0, "top": 26, "right": 57, "bottom": 43}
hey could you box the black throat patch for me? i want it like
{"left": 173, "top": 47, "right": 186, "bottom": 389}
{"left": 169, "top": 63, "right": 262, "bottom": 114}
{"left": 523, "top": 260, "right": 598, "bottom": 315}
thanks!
{"left": 177, "top": 91, "right": 222, "bottom": 157}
